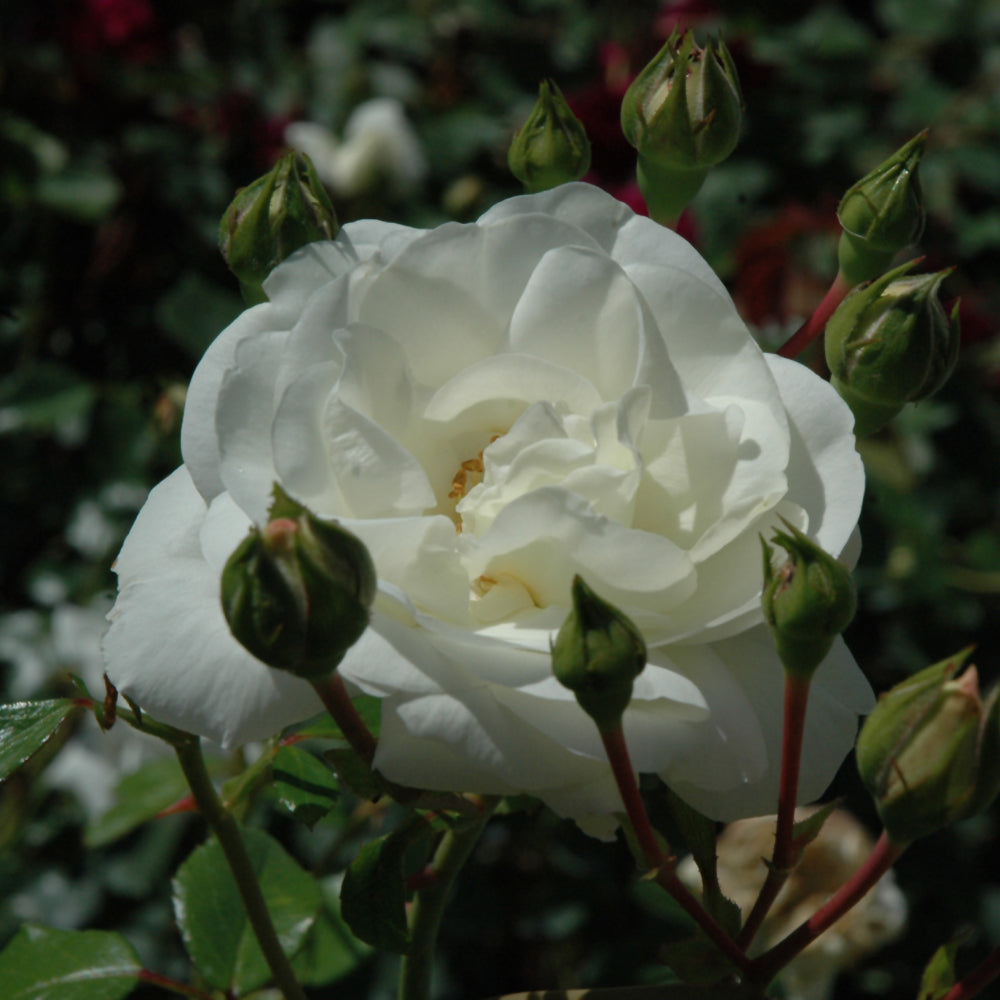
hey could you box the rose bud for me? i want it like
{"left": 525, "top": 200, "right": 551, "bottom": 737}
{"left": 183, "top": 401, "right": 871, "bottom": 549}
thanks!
{"left": 552, "top": 575, "right": 647, "bottom": 733}
{"left": 219, "top": 150, "right": 339, "bottom": 305}
{"left": 221, "top": 485, "right": 376, "bottom": 680}
{"left": 621, "top": 29, "right": 742, "bottom": 224}
{"left": 825, "top": 261, "right": 960, "bottom": 436}
{"left": 837, "top": 131, "right": 927, "bottom": 286}
{"left": 508, "top": 79, "right": 592, "bottom": 193}
{"left": 856, "top": 650, "right": 1000, "bottom": 845}
{"left": 761, "top": 522, "right": 857, "bottom": 680}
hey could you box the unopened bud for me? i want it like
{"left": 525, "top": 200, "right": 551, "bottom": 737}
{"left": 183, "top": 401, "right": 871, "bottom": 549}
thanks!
{"left": 837, "top": 131, "right": 927, "bottom": 286}
{"left": 221, "top": 485, "right": 376, "bottom": 679}
{"left": 621, "top": 30, "right": 743, "bottom": 224}
{"left": 508, "top": 80, "right": 591, "bottom": 193}
{"left": 552, "top": 576, "right": 647, "bottom": 733}
{"left": 761, "top": 522, "right": 857, "bottom": 679}
{"left": 219, "top": 151, "right": 339, "bottom": 305}
{"left": 825, "top": 261, "right": 960, "bottom": 436}
{"left": 857, "top": 650, "right": 1000, "bottom": 844}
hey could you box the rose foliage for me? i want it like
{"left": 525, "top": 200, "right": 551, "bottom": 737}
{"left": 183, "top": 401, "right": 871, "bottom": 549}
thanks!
{"left": 104, "top": 184, "right": 871, "bottom": 833}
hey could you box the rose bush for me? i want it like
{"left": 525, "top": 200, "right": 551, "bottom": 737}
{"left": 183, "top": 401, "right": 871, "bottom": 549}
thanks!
{"left": 104, "top": 183, "right": 871, "bottom": 833}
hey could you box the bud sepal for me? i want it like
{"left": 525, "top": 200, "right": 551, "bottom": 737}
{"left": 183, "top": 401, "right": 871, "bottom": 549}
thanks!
{"left": 219, "top": 151, "right": 340, "bottom": 305}
{"left": 857, "top": 649, "right": 1000, "bottom": 844}
{"left": 837, "top": 131, "right": 927, "bottom": 286}
{"left": 825, "top": 260, "right": 961, "bottom": 436}
{"left": 552, "top": 576, "right": 647, "bottom": 733}
{"left": 221, "top": 485, "right": 376, "bottom": 679}
{"left": 508, "top": 79, "right": 591, "bottom": 193}
{"left": 620, "top": 30, "right": 743, "bottom": 224}
{"left": 761, "top": 521, "right": 857, "bottom": 679}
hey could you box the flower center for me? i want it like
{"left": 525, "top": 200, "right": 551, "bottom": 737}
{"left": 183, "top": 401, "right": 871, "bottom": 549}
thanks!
{"left": 448, "top": 454, "right": 485, "bottom": 502}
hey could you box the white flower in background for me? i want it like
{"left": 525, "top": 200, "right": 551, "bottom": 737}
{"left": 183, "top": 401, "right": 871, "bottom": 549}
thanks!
{"left": 678, "top": 809, "right": 907, "bottom": 1000}
{"left": 104, "top": 183, "right": 871, "bottom": 833}
{"left": 285, "top": 98, "right": 426, "bottom": 199}
{"left": 0, "top": 598, "right": 161, "bottom": 820}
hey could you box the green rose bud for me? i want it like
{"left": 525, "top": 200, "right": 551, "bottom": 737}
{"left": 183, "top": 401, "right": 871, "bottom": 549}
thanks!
{"left": 761, "top": 522, "right": 857, "bottom": 680}
{"left": 621, "top": 30, "right": 743, "bottom": 224}
{"left": 825, "top": 260, "right": 961, "bottom": 436}
{"left": 552, "top": 576, "right": 647, "bottom": 733}
{"left": 837, "top": 131, "right": 927, "bottom": 286}
{"left": 508, "top": 79, "right": 591, "bottom": 193}
{"left": 219, "top": 151, "right": 339, "bottom": 305}
{"left": 221, "top": 485, "right": 376, "bottom": 680}
{"left": 857, "top": 650, "right": 1000, "bottom": 844}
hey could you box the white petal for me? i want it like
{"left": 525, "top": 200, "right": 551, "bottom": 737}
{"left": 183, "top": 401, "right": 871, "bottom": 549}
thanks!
{"left": 505, "top": 245, "right": 644, "bottom": 402}
{"left": 181, "top": 305, "right": 276, "bottom": 502}
{"left": 462, "top": 486, "right": 696, "bottom": 614}
{"left": 767, "top": 354, "right": 865, "bottom": 556}
{"left": 666, "top": 630, "right": 872, "bottom": 820}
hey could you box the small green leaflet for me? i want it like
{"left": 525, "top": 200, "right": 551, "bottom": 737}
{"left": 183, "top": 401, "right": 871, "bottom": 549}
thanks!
{"left": 0, "top": 700, "right": 79, "bottom": 782}
{"left": 272, "top": 744, "right": 340, "bottom": 828}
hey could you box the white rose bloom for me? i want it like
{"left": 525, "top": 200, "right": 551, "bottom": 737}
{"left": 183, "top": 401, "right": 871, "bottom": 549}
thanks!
{"left": 104, "top": 184, "right": 871, "bottom": 834}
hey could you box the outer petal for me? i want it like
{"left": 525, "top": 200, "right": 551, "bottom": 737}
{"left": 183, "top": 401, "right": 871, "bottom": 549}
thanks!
{"left": 104, "top": 468, "right": 322, "bottom": 746}
{"left": 766, "top": 353, "right": 865, "bottom": 556}
{"left": 181, "top": 304, "right": 277, "bottom": 503}
{"left": 667, "top": 630, "right": 873, "bottom": 820}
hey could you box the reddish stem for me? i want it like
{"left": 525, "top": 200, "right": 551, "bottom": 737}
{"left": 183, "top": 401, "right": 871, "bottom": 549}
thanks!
{"left": 737, "top": 673, "right": 811, "bottom": 949}
{"left": 943, "top": 947, "right": 1000, "bottom": 1000}
{"left": 601, "top": 727, "right": 661, "bottom": 868}
{"left": 137, "top": 968, "right": 216, "bottom": 999}
{"left": 600, "top": 727, "right": 752, "bottom": 976}
{"left": 776, "top": 272, "right": 852, "bottom": 359}
{"left": 311, "top": 672, "right": 378, "bottom": 767}
{"left": 748, "top": 831, "right": 906, "bottom": 987}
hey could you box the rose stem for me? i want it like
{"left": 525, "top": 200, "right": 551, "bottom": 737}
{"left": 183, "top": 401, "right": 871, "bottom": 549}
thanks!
{"left": 399, "top": 797, "right": 499, "bottom": 1000}
{"left": 737, "top": 672, "right": 811, "bottom": 949}
{"left": 173, "top": 734, "right": 308, "bottom": 1000}
{"left": 746, "top": 831, "right": 906, "bottom": 988}
{"left": 137, "top": 969, "right": 216, "bottom": 999}
{"left": 600, "top": 727, "right": 752, "bottom": 975}
{"left": 776, "top": 272, "right": 851, "bottom": 359}
{"left": 943, "top": 946, "right": 1000, "bottom": 1000}
{"left": 312, "top": 671, "right": 378, "bottom": 767}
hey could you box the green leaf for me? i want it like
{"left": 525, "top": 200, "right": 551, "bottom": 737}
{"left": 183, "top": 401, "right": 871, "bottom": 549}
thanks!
{"left": 0, "top": 700, "right": 78, "bottom": 782}
{"left": 666, "top": 789, "right": 740, "bottom": 936}
{"left": 292, "top": 876, "right": 374, "bottom": 986}
{"left": 324, "top": 747, "right": 384, "bottom": 800}
{"left": 919, "top": 930, "right": 973, "bottom": 1000}
{"left": 0, "top": 364, "right": 97, "bottom": 436}
{"left": 791, "top": 800, "right": 841, "bottom": 855}
{"left": 288, "top": 694, "right": 382, "bottom": 741}
{"left": 172, "top": 827, "right": 322, "bottom": 994}
{"left": 0, "top": 925, "right": 141, "bottom": 1000}
{"left": 340, "top": 821, "right": 432, "bottom": 954}
{"left": 85, "top": 756, "right": 191, "bottom": 848}
{"left": 273, "top": 744, "right": 340, "bottom": 828}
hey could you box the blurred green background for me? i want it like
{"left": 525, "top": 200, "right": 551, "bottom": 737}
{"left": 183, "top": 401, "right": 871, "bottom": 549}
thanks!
{"left": 3, "top": 0, "right": 1000, "bottom": 997}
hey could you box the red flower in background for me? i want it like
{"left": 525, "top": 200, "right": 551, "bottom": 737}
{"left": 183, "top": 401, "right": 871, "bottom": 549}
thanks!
{"left": 69, "top": 0, "right": 162, "bottom": 63}
{"left": 732, "top": 204, "right": 841, "bottom": 327}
